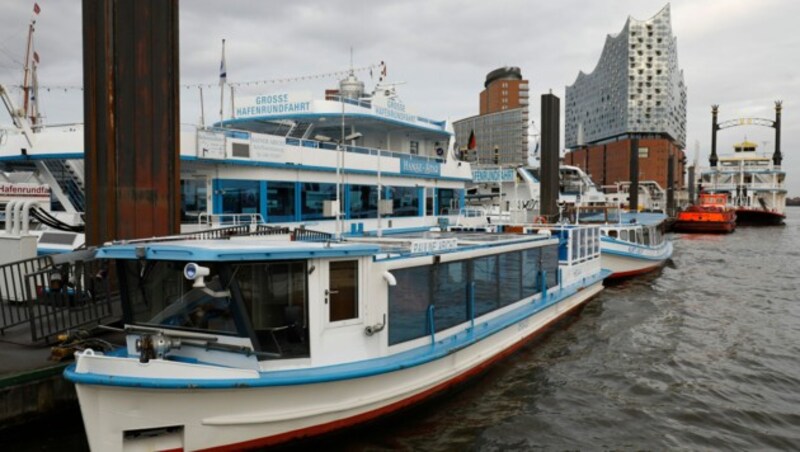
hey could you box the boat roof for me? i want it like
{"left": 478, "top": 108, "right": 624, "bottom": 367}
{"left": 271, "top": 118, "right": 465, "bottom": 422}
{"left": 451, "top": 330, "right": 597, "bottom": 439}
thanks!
{"left": 95, "top": 230, "right": 555, "bottom": 263}
{"left": 579, "top": 211, "right": 667, "bottom": 226}
{"left": 218, "top": 96, "right": 450, "bottom": 138}
{"left": 95, "top": 238, "right": 380, "bottom": 262}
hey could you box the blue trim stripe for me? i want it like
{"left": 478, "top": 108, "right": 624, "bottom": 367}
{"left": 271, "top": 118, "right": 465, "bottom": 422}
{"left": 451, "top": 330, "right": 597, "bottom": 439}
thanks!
{"left": 218, "top": 112, "right": 452, "bottom": 136}
{"left": 95, "top": 243, "right": 380, "bottom": 261}
{"left": 600, "top": 238, "right": 673, "bottom": 261}
{"left": 63, "top": 272, "right": 608, "bottom": 389}
{"left": 184, "top": 155, "right": 472, "bottom": 183}
{"left": 0, "top": 152, "right": 83, "bottom": 161}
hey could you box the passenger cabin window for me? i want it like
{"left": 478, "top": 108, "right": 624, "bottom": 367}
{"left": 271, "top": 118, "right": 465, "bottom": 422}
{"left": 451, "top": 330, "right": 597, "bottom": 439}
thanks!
{"left": 329, "top": 260, "right": 359, "bottom": 322}
{"left": 608, "top": 230, "right": 618, "bottom": 238}
{"left": 388, "top": 245, "right": 557, "bottom": 346}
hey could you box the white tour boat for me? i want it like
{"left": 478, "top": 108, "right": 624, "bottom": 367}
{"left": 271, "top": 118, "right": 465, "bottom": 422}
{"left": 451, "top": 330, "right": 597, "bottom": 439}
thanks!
{"left": 588, "top": 211, "right": 673, "bottom": 279}
{"left": 65, "top": 224, "right": 608, "bottom": 450}
{"left": 1, "top": 70, "right": 473, "bottom": 252}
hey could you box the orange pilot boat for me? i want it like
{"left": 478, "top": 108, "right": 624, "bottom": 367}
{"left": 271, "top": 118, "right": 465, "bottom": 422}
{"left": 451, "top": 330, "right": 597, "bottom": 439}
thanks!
{"left": 673, "top": 193, "right": 736, "bottom": 233}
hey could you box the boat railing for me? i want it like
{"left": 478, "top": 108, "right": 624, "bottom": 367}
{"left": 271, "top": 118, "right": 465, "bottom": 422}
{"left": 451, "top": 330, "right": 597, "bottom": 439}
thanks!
{"left": 0, "top": 252, "right": 118, "bottom": 343}
{"left": 197, "top": 212, "right": 265, "bottom": 227}
{"left": 204, "top": 126, "right": 445, "bottom": 165}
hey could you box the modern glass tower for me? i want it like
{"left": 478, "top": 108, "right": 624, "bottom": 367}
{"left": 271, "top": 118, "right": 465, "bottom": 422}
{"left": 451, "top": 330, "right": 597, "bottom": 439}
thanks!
{"left": 565, "top": 4, "right": 687, "bottom": 149}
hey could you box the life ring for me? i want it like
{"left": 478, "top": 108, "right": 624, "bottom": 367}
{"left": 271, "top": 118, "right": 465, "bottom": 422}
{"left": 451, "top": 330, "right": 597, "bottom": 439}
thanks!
{"left": 533, "top": 216, "right": 546, "bottom": 224}
{"left": 436, "top": 147, "right": 444, "bottom": 156}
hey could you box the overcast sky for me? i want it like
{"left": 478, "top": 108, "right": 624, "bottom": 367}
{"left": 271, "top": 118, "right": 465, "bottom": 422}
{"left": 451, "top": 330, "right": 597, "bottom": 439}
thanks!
{"left": 1, "top": 0, "right": 799, "bottom": 193}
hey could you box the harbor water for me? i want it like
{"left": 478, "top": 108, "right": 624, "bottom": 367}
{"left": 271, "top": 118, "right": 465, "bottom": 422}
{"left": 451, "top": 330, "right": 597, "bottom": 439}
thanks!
{"left": 6, "top": 209, "right": 800, "bottom": 451}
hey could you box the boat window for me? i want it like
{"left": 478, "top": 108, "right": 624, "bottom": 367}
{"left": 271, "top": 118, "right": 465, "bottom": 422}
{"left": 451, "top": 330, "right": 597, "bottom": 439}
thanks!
{"left": 122, "top": 261, "right": 242, "bottom": 336}
{"left": 433, "top": 261, "right": 469, "bottom": 332}
{"left": 473, "top": 255, "right": 499, "bottom": 316}
{"left": 301, "top": 182, "right": 336, "bottom": 221}
{"left": 219, "top": 180, "right": 260, "bottom": 216}
{"left": 608, "top": 229, "right": 618, "bottom": 239}
{"left": 425, "top": 187, "right": 435, "bottom": 216}
{"left": 349, "top": 185, "right": 378, "bottom": 219}
{"left": 387, "top": 244, "right": 558, "bottom": 347}
{"left": 388, "top": 265, "right": 431, "bottom": 345}
{"left": 642, "top": 227, "right": 650, "bottom": 245}
{"left": 388, "top": 186, "right": 419, "bottom": 218}
{"left": 620, "top": 230, "right": 629, "bottom": 241}
{"left": 542, "top": 244, "right": 559, "bottom": 289}
{"left": 234, "top": 261, "right": 309, "bottom": 359}
{"left": 329, "top": 260, "right": 359, "bottom": 322}
{"left": 180, "top": 179, "right": 208, "bottom": 222}
{"left": 522, "top": 248, "right": 541, "bottom": 297}
{"left": 499, "top": 252, "right": 522, "bottom": 306}
{"left": 267, "top": 181, "right": 295, "bottom": 222}
{"left": 437, "top": 188, "right": 456, "bottom": 215}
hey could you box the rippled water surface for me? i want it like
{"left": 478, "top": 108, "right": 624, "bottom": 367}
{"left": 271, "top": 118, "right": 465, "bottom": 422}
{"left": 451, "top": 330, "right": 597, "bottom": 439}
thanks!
{"left": 8, "top": 210, "right": 800, "bottom": 451}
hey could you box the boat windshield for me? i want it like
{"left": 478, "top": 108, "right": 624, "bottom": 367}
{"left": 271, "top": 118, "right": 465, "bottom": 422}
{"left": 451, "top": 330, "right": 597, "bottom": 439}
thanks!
{"left": 147, "top": 278, "right": 234, "bottom": 332}
{"left": 121, "top": 260, "right": 241, "bottom": 335}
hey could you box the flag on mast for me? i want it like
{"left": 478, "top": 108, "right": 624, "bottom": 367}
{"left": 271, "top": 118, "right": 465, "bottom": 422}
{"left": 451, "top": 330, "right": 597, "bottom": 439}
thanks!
{"left": 33, "top": 2, "right": 41, "bottom": 15}
{"left": 219, "top": 39, "right": 227, "bottom": 86}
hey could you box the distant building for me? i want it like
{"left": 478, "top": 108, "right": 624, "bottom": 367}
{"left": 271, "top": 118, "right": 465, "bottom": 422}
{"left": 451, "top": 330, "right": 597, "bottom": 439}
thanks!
{"left": 453, "top": 67, "right": 529, "bottom": 167}
{"left": 564, "top": 4, "right": 687, "bottom": 191}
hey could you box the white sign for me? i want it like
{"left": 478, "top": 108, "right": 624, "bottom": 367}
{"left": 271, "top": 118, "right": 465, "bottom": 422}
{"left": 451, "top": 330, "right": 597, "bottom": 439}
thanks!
{"left": 235, "top": 92, "right": 313, "bottom": 118}
{"left": 251, "top": 133, "right": 286, "bottom": 161}
{"left": 409, "top": 238, "right": 458, "bottom": 254}
{"left": 197, "top": 130, "right": 225, "bottom": 159}
{"left": 0, "top": 183, "right": 50, "bottom": 200}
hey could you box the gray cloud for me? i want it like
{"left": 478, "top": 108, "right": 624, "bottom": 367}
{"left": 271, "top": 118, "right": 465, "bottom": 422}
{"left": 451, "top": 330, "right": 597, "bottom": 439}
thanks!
{"left": 1, "top": 0, "right": 798, "bottom": 193}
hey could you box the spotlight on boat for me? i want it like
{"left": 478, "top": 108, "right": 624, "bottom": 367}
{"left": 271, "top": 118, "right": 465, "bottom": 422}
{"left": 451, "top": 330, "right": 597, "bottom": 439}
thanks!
{"left": 184, "top": 263, "right": 210, "bottom": 288}
{"left": 345, "top": 132, "right": 363, "bottom": 141}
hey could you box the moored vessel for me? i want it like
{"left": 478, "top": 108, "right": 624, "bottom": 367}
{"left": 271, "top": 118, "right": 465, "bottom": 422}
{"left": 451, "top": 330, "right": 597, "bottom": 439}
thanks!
{"left": 672, "top": 193, "right": 736, "bottom": 233}
{"left": 64, "top": 224, "right": 608, "bottom": 450}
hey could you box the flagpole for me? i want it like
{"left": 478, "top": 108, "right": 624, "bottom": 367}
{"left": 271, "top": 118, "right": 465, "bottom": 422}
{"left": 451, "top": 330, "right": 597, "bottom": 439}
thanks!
{"left": 219, "top": 39, "right": 226, "bottom": 127}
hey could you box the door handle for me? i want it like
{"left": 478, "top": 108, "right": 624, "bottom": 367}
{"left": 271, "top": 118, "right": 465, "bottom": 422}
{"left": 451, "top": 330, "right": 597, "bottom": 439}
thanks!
{"left": 326, "top": 289, "right": 339, "bottom": 295}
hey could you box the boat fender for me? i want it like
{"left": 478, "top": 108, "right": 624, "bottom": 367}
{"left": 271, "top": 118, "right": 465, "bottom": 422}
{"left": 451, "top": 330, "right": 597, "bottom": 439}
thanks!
{"left": 537, "top": 229, "right": 552, "bottom": 237}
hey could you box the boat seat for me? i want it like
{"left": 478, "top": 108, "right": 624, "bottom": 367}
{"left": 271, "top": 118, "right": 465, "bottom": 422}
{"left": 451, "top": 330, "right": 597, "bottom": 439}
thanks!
{"left": 260, "top": 305, "right": 304, "bottom": 356}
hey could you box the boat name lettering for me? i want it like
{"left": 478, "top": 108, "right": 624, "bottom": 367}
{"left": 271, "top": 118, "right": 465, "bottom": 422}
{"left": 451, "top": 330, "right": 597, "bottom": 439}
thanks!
{"left": 373, "top": 105, "right": 417, "bottom": 124}
{"left": 255, "top": 94, "right": 289, "bottom": 105}
{"left": 386, "top": 99, "right": 406, "bottom": 112}
{"left": 410, "top": 238, "right": 458, "bottom": 254}
{"left": 472, "top": 168, "right": 515, "bottom": 183}
{"left": 236, "top": 102, "right": 311, "bottom": 117}
{"left": 234, "top": 92, "right": 313, "bottom": 119}
{"left": 400, "top": 159, "right": 440, "bottom": 176}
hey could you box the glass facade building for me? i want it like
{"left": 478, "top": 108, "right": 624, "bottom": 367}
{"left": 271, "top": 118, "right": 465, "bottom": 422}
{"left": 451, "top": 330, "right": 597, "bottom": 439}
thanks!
{"left": 564, "top": 4, "right": 687, "bottom": 149}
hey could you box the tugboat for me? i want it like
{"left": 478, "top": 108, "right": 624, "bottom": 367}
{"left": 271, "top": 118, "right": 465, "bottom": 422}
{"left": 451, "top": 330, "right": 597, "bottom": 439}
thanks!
{"left": 672, "top": 193, "right": 736, "bottom": 233}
